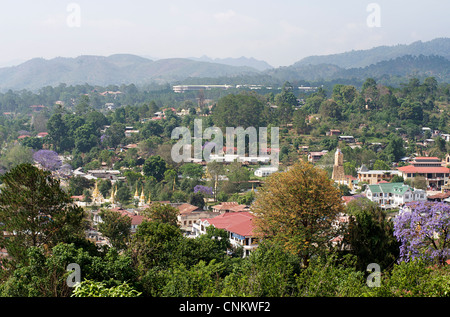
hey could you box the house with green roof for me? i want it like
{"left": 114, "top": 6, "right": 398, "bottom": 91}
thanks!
{"left": 364, "top": 182, "right": 426, "bottom": 209}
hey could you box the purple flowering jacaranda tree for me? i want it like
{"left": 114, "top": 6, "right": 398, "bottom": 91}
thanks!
{"left": 393, "top": 201, "right": 450, "bottom": 265}
{"left": 194, "top": 185, "right": 213, "bottom": 196}
{"left": 33, "top": 150, "right": 62, "bottom": 171}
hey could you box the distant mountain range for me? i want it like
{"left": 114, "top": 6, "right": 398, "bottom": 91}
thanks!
{"left": 0, "top": 54, "right": 260, "bottom": 91}
{"left": 266, "top": 54, "right": 450, "bottom": 85}
{"left": 293, "top": 37, "right": 450, "bottom": 69}
{"left": 187, "top": 56, "right": 273, "bottom": 71}
{"left": 1, "top": 38, "right": 450, "bottom": 91}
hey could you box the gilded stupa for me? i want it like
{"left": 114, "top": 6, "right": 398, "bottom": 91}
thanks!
{"left": 138, "top": 187, "right": 146, "bottom": 207}
{"left": 91, "top": 180, "right": 104, "bottom": 205}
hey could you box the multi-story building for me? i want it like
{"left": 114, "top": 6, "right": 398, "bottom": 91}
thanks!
{"left": 364, "top": 182, "right": 426, "bottom": 209}
{"left": 307, "top": 151, "right": 327, "bottom": 163}
{"left": 193, "top": 211, "right": 257, "bottom": 257}
{"left": 357, "top": 164, "right": 403, "bottom": 185}
{"left": 397, "top": 156, "right": 450, "bottom": 190}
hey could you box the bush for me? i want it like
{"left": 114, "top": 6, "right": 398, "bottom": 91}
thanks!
{"left": 71, "top": 280, "right": 141, "bottom": 297}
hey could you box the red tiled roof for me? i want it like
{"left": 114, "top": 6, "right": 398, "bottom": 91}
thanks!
{"left": 341, "top": 196, "right": 356, "bottom": 204}
{"left": 117, "top": 209, "right": 147, "bottom": 226}
{"left": 428, "top": 192, "right": 450, "bottom": 199}
{"left": 414, "top": 157, "right": 440, "bottom": 160}
{"left": 309, "top": 151, "right": 325, "bottom": 155}
{"left": 397, "top": 165, "right": 450, "bottom": 173}
{"left": 212, "top": 202, "right": 248, "bottom": 212}
{"left": 204, "top": 212, "right": 254, "bottom": 237}
{"left": 177, "top": 203, "right": 201, "bottom": 214}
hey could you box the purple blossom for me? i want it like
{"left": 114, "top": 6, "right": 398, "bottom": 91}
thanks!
{"left": 194, "top": 185, "right": 213, "bottom": 196}
{"left": 393, "top": 201, "right": 450, "bottom": 265}
{"left": 33, "top": 150, "right": 62, "bottom": 171}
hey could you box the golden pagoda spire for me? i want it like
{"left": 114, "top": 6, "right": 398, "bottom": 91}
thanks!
{"left": 139, "top": 186, "right": 146, "bottom": 207}
{"left": 110, "top": 185, "right": 116, "bottom": 204}
{"left": 92, "top": 180, "right": 100, "bottom": 198}
{"left": 140, "top": 186, "right": 145, "bottom": 200}
{"left": 91, "top": 180, "right": 104, "bottom": 205}
{"left": 134, "top": 184, "right": 139, "bottom": 198}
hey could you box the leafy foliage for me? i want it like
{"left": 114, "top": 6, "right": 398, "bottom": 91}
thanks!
{"left": 394, "top": 201, "right": 450, "bottom": 265}
{"left": 0, "top": 164, "right": 86, "bottom": 266}
{"left": 71, "top": 280, "right": 141, "bottom": 297}
{"left": 252, "top": 160, "right": 345, "bottom": 267}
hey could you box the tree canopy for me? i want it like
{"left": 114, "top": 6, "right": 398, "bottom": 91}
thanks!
{"left": 252, "top": 160, "right": 345, "bottom": 267}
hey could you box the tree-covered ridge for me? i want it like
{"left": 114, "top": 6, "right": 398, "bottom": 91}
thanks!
{"left": 294, "top": 37, "right": 450, "bottom": 69}
{"left": 2, "top": 38, "right": 450, "bottom": 91}
{"left": 0, "top": 55, "right": 260, "bottom": 91}
{"left": 267, "top": 55, "right": 450, "bottom": 86}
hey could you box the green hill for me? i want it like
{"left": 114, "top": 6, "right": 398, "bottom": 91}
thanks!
{"left": 293, "top": 38, "right": 450, "bottom": 69}
{"left": 0, "top": 54, "right": 260, "bottom": 91}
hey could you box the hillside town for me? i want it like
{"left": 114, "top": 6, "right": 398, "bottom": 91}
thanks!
{"left": 11, "top": 105, "right": 450, "bottom": 259}
{"left": 1, "top": 74, "right": 450, "bottom": 298}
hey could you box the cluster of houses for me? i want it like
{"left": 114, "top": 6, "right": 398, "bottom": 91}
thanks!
{"left": 329, "top": 146, "right": 450, "bottom": 209}
{"left": 86, "top": 190, "right": 258, "bottom": 257}
{"left": 14, "top": 121, "right": 450, "bottom": 260}
{"left": 73, "top": 145, "right": 450, "bottom": 259}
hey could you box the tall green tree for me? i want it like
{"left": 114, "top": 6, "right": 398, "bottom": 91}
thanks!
{"left": 0, "top": 144, "right": 33, "bottom": 171}
{"left": 343, "top": 197, "right": 400, "bottom": 271}
{"left": 143, "top": 155, "right": 167, "bottom": 182}
{"left": 142, "top": 202, "right": 179, "bottom": 227}
{"left": 104, "top": 122, "right": 125, "bottom": 148}
{"left": 212, "top": 94, "right": 267, "bottom": 129}
{"left": 74, "top": 123, "right": 98, "bottom": 153}
{"left": 0, "top": 164, "right": 86, "bottom": 267}
{"left": 252, "top": 160, "right": 345, "bottom": 267}
{"left": 47, "top": 113, "right": 68, "bottom": 151}
{"left": 98, "top": 209, "right": 131, "bottom": 250}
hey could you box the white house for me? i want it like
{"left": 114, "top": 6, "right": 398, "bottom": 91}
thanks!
{"left": 193, "top": 212, "right": 257, "bottom": 257}
{"left": 365, "top": 182, "right": 426, "bottom": 209}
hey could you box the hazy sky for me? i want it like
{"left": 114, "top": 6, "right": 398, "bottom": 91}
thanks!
{"left": 0, "top": 0, "right": 449, "bottom": 67}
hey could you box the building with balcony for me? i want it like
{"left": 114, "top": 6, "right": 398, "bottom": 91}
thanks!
{"left": 357, "top": 164, "right": 403, "bottom": 185}
{"left": 397, "top": 157, "right": 450, "bottom": 190}
{"left": 307, "top": 151, "right": 327, "bottom": 163}
{"left": 364, "top": 182, "right": 426, "bottom": 209}
{"left": 193, "top": 211, "right": 257, "bottom": 257}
